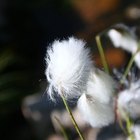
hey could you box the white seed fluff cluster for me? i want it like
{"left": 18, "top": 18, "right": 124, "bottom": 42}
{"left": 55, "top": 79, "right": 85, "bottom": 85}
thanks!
{"left": 78, "top": 94, "right": 114, "bottom": 128}
{"left": 77, "top": 69, "right": 115, "bottom": 128}
{"left": 118, "top": 79, "right": 140, "bottom": 119}
{"left": 108, "top": 29, "right": 138, "bottom": 53}
{"left": 86, "top": 69, "right": 115, "bottom": 103}
{"left": 131, "top": 125, "right": 140, "bottom": 140}
{"left": 45, "top": 37, "right": 92, "bottom": 100}
{"left": 108, "top": 29, "right": 140, "bottom": 69}
{"left": 45, "top": 37, "right": 115, "bottom": 127}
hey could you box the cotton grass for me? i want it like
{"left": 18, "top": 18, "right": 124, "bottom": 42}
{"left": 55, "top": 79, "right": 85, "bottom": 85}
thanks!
{"left": 45, "top": 37, "right": 92, "bottom": 100}
{"left": 77, "top": 69, "right": 115, "bottom": 127}
{"left": 45, "top": 36, "right": 115, "bottom": 128}
{"left": 108, "top": 29, "right": 140, "bottom": 69}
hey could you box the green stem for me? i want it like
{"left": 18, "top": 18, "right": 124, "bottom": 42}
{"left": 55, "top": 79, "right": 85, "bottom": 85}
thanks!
{"left": 118, "top": 117, "right": 128, "bottom": 135}
{"left": 54, "top": 116, "right": 69, "bottom": 140}
{"left": 117, "top": 106, "right": 128, "bottom": 135}
{"left": 61, "top": 95, "right": 85, "bottom": 140}
{"left": 118, "top": 109, "right": 134, "bottom": 139}
{"left": 120, "top": 49, "right": 140, "bottom": 84}
{"left": 126, "top": 115, "right": 134, "bottom": 140}
{"left": 95, "top": 35, "right": 109, "bottom": 74}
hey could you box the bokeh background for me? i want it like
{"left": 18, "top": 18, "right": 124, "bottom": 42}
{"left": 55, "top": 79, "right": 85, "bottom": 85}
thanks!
{"left": 0, "top": 0, "right": 140, "bottom": 140}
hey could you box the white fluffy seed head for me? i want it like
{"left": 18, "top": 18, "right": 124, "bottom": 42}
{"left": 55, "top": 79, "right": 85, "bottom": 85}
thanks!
{"left": 77, "top": 94, "right": 115, "bottom": 128}
{"left": 118, "top": 79, "right": 140, "bottom": 119}
{"left": 108, "top": 29, "right": 123, "bottom": 48}
{"left": 131, "top": 125, "right": 140, "bottom": 140}
{"left": 86, "top": 68, "right": 116, "bottom": 104}
{"left": 45, "top": 37, "right": 93, "bottom": 100}
{"left": 77, "top": 68, "right": 115, "bottom": 128}
{"left": 108, "top": 29, "right": 140, "bottom": 69}
{"left": 108, "top": 29, "right": 138, "bottom": 53}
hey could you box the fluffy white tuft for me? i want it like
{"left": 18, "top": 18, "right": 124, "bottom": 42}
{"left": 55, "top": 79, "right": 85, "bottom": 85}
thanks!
{"left": 108, "top": 29, "right": 138, "bottom": 53}
{"left": 131, "top": 125, "right": 140, "bottom": 140}
{"left": 77, "top": 94, "right": 115, "bottom": 128}
{"left": 118, "top": 79, "right": 140, "bottom": 119}
{"left": 77, "top": 68, "right": 115, "bottom": 128}
{"left": 86, "top": 68, "right": 115, "bottom": 104}
{"left": 45, "top": 37, "right": 93, "bottom": 100}
{"left": 108, "top": 29, "right": 140, "bottom": 69}
{"left": 108, "top": 29, "right": 123, "bottom": 48}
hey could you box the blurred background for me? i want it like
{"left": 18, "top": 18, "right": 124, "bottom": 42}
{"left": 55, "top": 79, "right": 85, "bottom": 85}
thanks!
{"left": 0, "top": 0, "right": 140, "bottom": 140}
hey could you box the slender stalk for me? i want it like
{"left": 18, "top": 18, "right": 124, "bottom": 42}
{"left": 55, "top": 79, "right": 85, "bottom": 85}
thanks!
{"left": 118, "top": 118, "right": 127, "bottom": 136}
{"left": 126, "top": 115, "right": 134, "bottom": 140}
{"left": 60, "top": 94, "right": 85, "bottom": 140}
{"left": 120, "top": 49, "right": 140, "bottom": 84}
{"left": 117, "top": 108, "right": 128, "bottom": 135}
{"left": 54, "top": 116, "right": 69, "bottom": 140}
{"left": 95, "top": 35, "right": 109, "bottom": 74}
{"left": 118, "top": 109, "right": 134, "bottom": 139}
